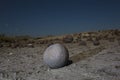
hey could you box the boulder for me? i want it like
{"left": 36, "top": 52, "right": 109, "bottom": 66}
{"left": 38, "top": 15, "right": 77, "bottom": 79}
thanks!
{"left": 43, "top": 43, "right": 69, "bottom": 69}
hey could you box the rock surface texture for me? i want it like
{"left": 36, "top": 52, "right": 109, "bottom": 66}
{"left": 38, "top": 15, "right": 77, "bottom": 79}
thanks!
{"left": 43, "top": 43, "right": 69, "bottom": 69}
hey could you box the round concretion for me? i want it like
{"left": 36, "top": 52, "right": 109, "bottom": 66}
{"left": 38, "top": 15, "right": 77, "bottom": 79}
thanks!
{"left": 43, "top": 43, "right": 69, "bottom": 69}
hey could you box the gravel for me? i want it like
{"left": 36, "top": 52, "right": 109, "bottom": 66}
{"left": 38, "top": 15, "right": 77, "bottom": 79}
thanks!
{"left": 0, "top": 41, "right": 120, "bottom": 80}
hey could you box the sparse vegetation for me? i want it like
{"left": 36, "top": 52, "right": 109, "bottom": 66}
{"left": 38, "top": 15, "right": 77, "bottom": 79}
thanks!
{"left": 0, "top": 29, "right": 119, "bottom": 48}
{"left": 108, "top": 37, "right": 115, "bottom": 42}
{"left": 0, "top": 35, "right": 15, "bottom": 43}
{"left": 93, "top": 40, "right": 100, "bottom": 46}
{"left": 79, "top": 40, "right": 87, "bottom": 46}
{"left": 62, "top": 35, "right": 73, "bottom": 43}
{"left": 0, "top": 29, "right": 120, "bottom": 80}
{"left": 47, "top": 42, "right": 54, "bottom": 47}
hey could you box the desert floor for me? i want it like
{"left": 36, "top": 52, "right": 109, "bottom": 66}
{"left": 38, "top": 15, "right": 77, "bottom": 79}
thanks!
{"left": 0, "top": 40, "right": 120, "bottom": 80}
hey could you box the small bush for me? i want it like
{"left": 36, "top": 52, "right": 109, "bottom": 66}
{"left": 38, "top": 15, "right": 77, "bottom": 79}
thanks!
{"left": 93, "top": 40, "right": 100, "bottom": 46}
{"left": 0, "top": 43, "right": 3, "bottom": 48}
{"left": 10, "top": 43, "right": 19, "bottom": 48}
{"left": 63, "top": 35, "right": 73, "bottom": 43}
{"left": 108, "top": 37, "right": 115, "bottom": 42}
{"left": 87, "top": 36, "right": 93, "bottom": 41}
{"left": 0, "top": 36, "right": 15, "bottom": 43}
{"left": 79, "top": 40, "right": 87, "bottom": 46}
{"left": 47, "top": 42, "right": 54, "bottom": 47}
{"left": 39, "top": 40, "right": 48, "bottom": 44}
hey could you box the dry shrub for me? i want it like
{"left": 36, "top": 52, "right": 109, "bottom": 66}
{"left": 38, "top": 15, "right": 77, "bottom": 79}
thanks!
{"left": 62, "top": 35, "right": 73, "bottom": 43}
{"left": 10, "top": 43, "right": 19, "bottom": 48}
{"left": 108, "top": 37, "right": 115, "bottom": 42}
{"left": 39, "top": 40, "right": 44, "bottom": 44}
{"left": 103, "top": 34, "right": 109, "bottom": 40}
{"left": 107, "top": 33, "right": 115, "bottom": 42}
{"left": 47, "top": 42, "right": 54, "bottom": 47}
{"left": 54, "top": 38, "right": 62, "bottom": 43}
{"left": 0, "top": 36, "right": 15, "bottom": 43}
{"left": 79, "top": 40, "right": 87, "bottom": 46}
{"left": 113, "top": 29, "right": 120, "bottom": 36}
{"left": 93, "top": 40, "right": 100, "bottom": 46}
{"left": 87, "top": 36, "right": 93, "bottom": 41}
{"left": 0, "top": 43, "right": 3, "bottom": 48}
{"left": 39, "top": 40, "right": 48, "bottom": 44}
{"left": 72, "top": 36, "right": 78, "bottom": 43}
{"left": 73, "top": 36, "right": 81, "bottom": 43}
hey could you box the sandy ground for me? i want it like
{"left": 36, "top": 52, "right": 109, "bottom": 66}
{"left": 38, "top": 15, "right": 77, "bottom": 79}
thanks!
{"left": 0, "top": 40, "right": 120, "bottom": 80}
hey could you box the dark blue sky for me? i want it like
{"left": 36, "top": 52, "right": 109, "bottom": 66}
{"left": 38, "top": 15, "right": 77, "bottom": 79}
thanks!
{"left": 0, "top": 0, "right": 120, "bottom": 36}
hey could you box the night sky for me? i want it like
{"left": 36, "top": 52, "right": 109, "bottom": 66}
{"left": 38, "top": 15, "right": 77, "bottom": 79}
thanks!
{"left": 0, "top": 0, "right": 120, "bottom": 36}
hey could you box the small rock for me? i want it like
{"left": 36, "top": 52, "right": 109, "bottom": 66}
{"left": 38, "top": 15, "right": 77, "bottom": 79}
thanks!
{"left": 9, "top": 52, "right": 14, "bottom": 55}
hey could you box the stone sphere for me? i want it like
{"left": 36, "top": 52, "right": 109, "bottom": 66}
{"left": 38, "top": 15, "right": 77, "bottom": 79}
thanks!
{"left": 43, "top": 43, "right": 69, "bottom": 69}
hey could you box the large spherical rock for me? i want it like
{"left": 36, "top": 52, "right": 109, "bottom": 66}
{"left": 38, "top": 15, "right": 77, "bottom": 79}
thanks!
{"left": 43, "top": 43, "right": 69, "bottom": 69}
